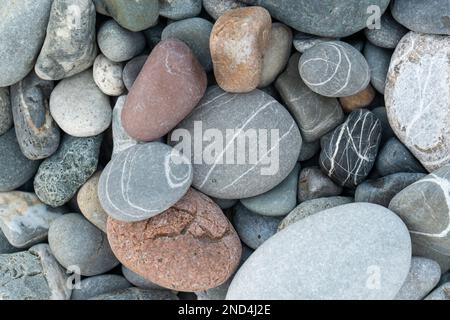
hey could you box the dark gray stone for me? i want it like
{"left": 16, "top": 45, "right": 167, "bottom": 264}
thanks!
{"left": 159, "top": 0, "right": 202, "bottom": 20}
{"left": 0, "top": 87, "right": 12, "bottom": 136}
{"left": 121, "top": 265, "right": 162, "bottom": 290}
{"left": 203, "top": 0, "right": 246, "bottom": 20}
{"left": 144, "top": 22, "right": 164, "bottom": 48}
{"left": 123, "top": 55, "right": 148, "bottom": 91}
{"left": 101, "top": 0, "right": 159, "bottom": 32}
{"left": 371, "top": 107, "right": 395, "bottom": 143}
{"left": 0, "top": 229, "right": 18, "bottom": 254}
{"left": 298, "top": 167, "right": 343, "bottom": 202}
{"left": 90, "top": 287, "right": 179, "bottom": 300}
{"left": 364, "top": 11, "right": 408, "bottom": 49}
{"left": 298, "top": 140, "right": 320, "bottom": 162}
{"left": 11, "top": 71, "right": 60, "bottom": 160}
{"left": 212, "top": 198, "right": 238, "bottom": 210}
{"left": 34, "top": 134, "right": 102, "bottom": 207}
{"left": 320, "top": 109, "right": 382, "bottom": 188}
{"left": 71, "top": 274, "right": 131, "bottom": 300}
{"left": 363, "top": 42, "right": 392, "bottom": 94}
{"left": 299, "top": 41, "right": 371, "bottom": 97}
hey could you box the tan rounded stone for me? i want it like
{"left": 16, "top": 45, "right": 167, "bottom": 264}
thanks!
{"left": 339, "top": 84, "right": 376, "bottom": 112}
{"left": 210, "top": 6, "right": 271, "bottom": 93}
{"left": 107, "top": 188, "right": 242, "bottom": 292}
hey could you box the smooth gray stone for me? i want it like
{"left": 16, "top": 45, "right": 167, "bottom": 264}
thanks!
{"left": 298, "top": 167, "right": 342, "bottom": 202}
{"left": 241, "top": 164, "right": 300, "bottom": 217}
{"left": 11, "top": 71, "right": 60, "bottom": 160}
{"left": 0, "top": 0, "right": 53, "bottom": 87}
{"left": 0, "top": 244, "right": 70, "bottom": 300}
{"left": 425, "top": 283, "right": 450, "bottom": 300}
{"left": 0, "top": 129, "right": 39, "bottom": 192}
{"left": 376, "top": 138, "right": 426, "bottom": 176}
{"left": 371, "top": 107, "right": 395, "bottom": 143}
{"left": 392, "top": 0, "right": 450, "bottom": 35}
{"left": 298, "top": 140, "right": 320, "bottom": 162}
{"left": 90, "top": 287, "right": 179, "bottom": 300}
{"left": 293, "top": 32, "right": 334, "bottom": 53}
{"left": 227, "top": 203, "right": 412, "bottom": 300}
{"left": 364, "top": 11, "right": 408, "bottom": 49}
{"left": 94, "top": 0, "right": 109, "bottom": 15}
{"left": 101, "top": 0, "right": 159, "bottom": 32}
{"left": 98, "top": 142, "right": 193, "bottom": 222}
{"left": 276, "top": 53, "right": 344, "bottom": 142}
{"left": 111, "top": 95, "right": 140, "bottom": 157}
{"left": 0, "top": 87, "right": 12, "bottom": 136}
{"left": 48, "top": 213, "right": 119, "bottom": 276}
{"left": 161, "top": 18, "right": 213, "bottom": 72}
{"left": 0, "top": 229, "right": 19, "bottom": 254}
{"left": 34, "top": 134, "right": 102, "bottom": 207}
{"left": 144, "top": 22, "right": 164, "bottom": 48}
{"left": 35, "top": 0, "right": 97, "bottom": 80}
{"left": 232, "top": 204, "right": 282, "bottom": 250}
{"left": 413, "top": 240, "right": 450, "bottom": 274}
{"left": 278, "top": 196, "right": 353, "bottom": 231}
{"left": 171, "top": 86, "right": 302, "bottom": 199}
{"left": 240, "top": 0, "right": 390, "bottom": 37}
{"left": 121, "top": 265, "right": 163, "bottom": 290}
{"left": 212, "top": 198, "right": 238, "bottom": 210}
{"left": 389, "top": 165, "right": 450, "bottom": 269}
{"left": 203, "top": 0, "right": 246, "bottom": 20}
{"left": 159, "top": 0, "right": 202, "bottom": 20}
{"left": 355, "top": 173, "right": 426, "bottom": 208}
{"left": 345, "top": 37, "right": 366, "bottom": 52}
{"left": 363, "top": 42, "right": 392, "bottom": 94}
{"left": 71, "top": 274, "right": 132, "bottom": 300}
{"left": 98, "top": 20, "right": 146, "bottom": 63}
{"left": 395, "top": 257, "right": 441, "bottom": 300}
{"left": 299, "top": 41, "right": 371, "bottom": 98}
{"left": 123, "top": 55, "right": 148, "bottom": 91}
{"left": 320, "top": 109, "right": 382, "bottom": 188}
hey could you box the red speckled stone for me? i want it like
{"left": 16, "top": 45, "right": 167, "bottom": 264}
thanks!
{"left": 121, "top": 39, "right": 207, "bottom": 142}
{"left": 107, "top": 188, "right": 242, "bottom": 292}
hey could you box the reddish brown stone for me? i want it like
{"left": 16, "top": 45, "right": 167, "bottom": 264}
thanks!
{"left": 210, "top": 6, "right": 272, "bottom": 93}
{"left": 121, "top": 39, "right": 207, "bottom": 142}
{"left": 107, "top": 188, "right": 242, "bottom": 292}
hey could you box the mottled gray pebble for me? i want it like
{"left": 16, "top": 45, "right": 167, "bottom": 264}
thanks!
{"left": 71, "top": 274, "right": 131, "bottom": 300}
{"left": 0, "top": 87, "right": 12, "bottom": 136}
{"left": 363, "top": 43, "right": 392, "bottom": 94}
{"left": 298, "top": 167, "right": 342, "bottom": 202}
{"left": 123, "top": 55, "right": 148, "bottom": 91}
{"left": 93, "top": 54, "right": 125, "bottom": 96}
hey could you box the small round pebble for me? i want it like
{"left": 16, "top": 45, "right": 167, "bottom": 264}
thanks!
{"left": 93, "top": 54, "right": 125, "bottom": 96}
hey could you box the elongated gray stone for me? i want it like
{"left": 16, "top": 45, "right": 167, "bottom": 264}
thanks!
{"left": 122, "top": 55, "right": 148, "bottom": 91}
{"left": 101, "top": 0, "right": 159, "bottom": 32}
{"left": 293, "top": 32, "right": 334, "bottom": 53}
{"left": 363, "top": 43, "right": 392, "bottom": 94}
{"left": 372, "top": 107, "right": 395, "bottom": 143}
{"left": 111, "top": 96, "right": 140, "bottom": 157}
{"left": 71, "top": 275, "right": 131, "bottom": 300}
{"left": 121, "top": 265, "right": 162, "bottom": 290}
{"left": 202, "top": 0, "right": 246, "bottom": 20}
{"left": 0, "top": 87, "right": 12, "bottom": 136}
{"left": 364, "top": 11, "right": 408, "bottom": 49}
{"left": 159, "top": 0, "right": 202, "bottom": 20}
{"left": 90, "top": 287, "right": 179, "bottom": 300}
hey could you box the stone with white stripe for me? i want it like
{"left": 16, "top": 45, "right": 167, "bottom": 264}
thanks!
{"left": 299, "top": 41, "right": 371, "bottom": 98}
{"left": 320, "top": 109, "right": 382, "bottom": 188}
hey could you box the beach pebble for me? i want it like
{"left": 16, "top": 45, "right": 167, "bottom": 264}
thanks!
{"left": 363, "top": 43, "right": 392, "bottom": 94}
{"left": 320, "top": 109, "right": 382, "bottom": 188}
{"left": 107, "top": 189, "right": 242, "bottom": 292}
{"left": 122, "top": 55, "right": 148, "bottom": 91}
{"left": 11, "top": 71, "right": 60, "bottom": 160}
{"left": 98, "top": 20, "right": 146, "bottom": 63}
{"left": 298, "top": 140, "right": 321, "bottom": 162}
{"left": 90, "top": 287, "right": 178, "bottom": 300}
{"left": 425, "top": 283, "right": 450, "bottom": 300}
{"left": 212, "top": 198, "right": 238, "bottom": 210}
{"left": 159, "top": 0, "right": 202, "bottom": 20}
{"left": 385, "top": 32, "right": 450, "bottom": 172}
{"left": 34, "top": 134, "right": 102, "bottom": 207}
{"left": 371, "top": 107, "right": 395, "bottom": 143}
{"left": 364, "top": 11, "right": 408, "bottom": 49}
{"left": 240, "top": 164, "right": 299, "bottom": 217}
{"left": 339, "top": 85, "right": 376, "bottom": 113}
{"left": 298, "top": 167, "right": 343, "bottom": 202}
{"left": 210, "top": 7, "right": 272, "bottom": 93}
{"left": 122, "top": 39, "right": 206, "bottom": 142}
{"left": 0, "top": 87, "right": 12, "bottom": 136}
{"left": 0, "top": 229, "right": 18, "bottom": 254}
{"left": 111, "top": 96, "right": 140, "bottom": 157}
{"left": 71, "top": 274, "right": 131, "bottom": 300}
{"left": 93, "top": 54, "right": 125, "bottom": 96}
{"left": 121, "top": 265, "right": 163, "bottom": 290}
{"left": 299, "top": 41, "right": 371, "bottom": 98}
{"left": 293, "top": 33, "right": 334, "bottom": 53}
{"left": 50, "top": 70, "right": 112, "bottom": 137}
{"left": 203, "top": 0, "right": 246, "bottom": 20}
{"left": 144, "top": 22, "right": 164, "bottom": 48}
{"left": 98, "top": 142, "right": 193, "bottom": 222}
{"left": 48, "top": 213, "right": 119, "bottom": 276}
{"left": 35, "top": 0, "right": 97, "bottom": 80}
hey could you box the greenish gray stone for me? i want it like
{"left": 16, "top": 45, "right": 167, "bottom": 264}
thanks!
{"left": 0, "top": 87, "right": 12, "bottom": 136}
{"left": 102, "top": 0, "right": 159, "bottom": 32}
{"left": 159, "top": 0, "right": 202, "bottom": 20}
{"left": 364, "top": 11, "right": 408, "bottom": 49}
{"left": 71, "top": 275, "right": 131, "bottom": 300}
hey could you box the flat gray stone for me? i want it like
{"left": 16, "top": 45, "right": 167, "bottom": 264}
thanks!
{"left": 121, "top": 265, "right": 163, "bottom": 290}
{"left": 364, "top": 11, "right": 408, "bottom": 49}
{"left": 363, "top": 42, "right": 392, "bottom": 94}
{"left": 227, "top": 203, "right": 412, "bottom": 300}
{"left": 0, "top": 0, "right": 52, "bottom": 86}
{"left": 90, "top": 287, "right": 179, "bottom": 300}
{"left": 203, "top": 0, "right": 246, "bottom": 20}
{"left": 293, "top": 32, "right": 334, "bottom": 53}
{"left": 0, "top": 87, "right": 12, "bottom": 136}
{"left": 48, "top": 213, "right": 119, "bottom": 276}
{"left": 123, "top": 55, "right": 148, "bottom": 91}
{"left": 276, "top": 53, "right": 344, "bottom": 142}
{"left": 0, "top": 229, "right": 19, "bottom": 254}
{"left": 101, "top": 0, "right": 159, "bottom": 32}
{"left": 71, "top": 274, "right": 131, "bottom": 300}
{"left": 425, "top": 283, "right": 450, "bottom": 300}
{"left": 159, "top": 0, "right": 202, "bottom": 20}
{"left": 93, "top": 54, "right": 125, "bottom": 96}
{"left": 298, "top": 167, "right": 343, "bottom": 202}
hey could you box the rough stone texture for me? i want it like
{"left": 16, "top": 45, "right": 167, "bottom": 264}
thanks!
{"left": 298, "top": 140, "right": 321, "bottom": 162}
{"left": 210, "top": 7, "right": 272, "bottom": 93}
{"left": 171, "top": 86, "right": 302, "bottom": 199}
{"left": 299, "top": 41, "right": 371, "bottom": 98}
{"left": 93, "top": 54, "right": 124, "bottom": 96}
{"left": 77, "top": 172, "right": 109, "bottom": 232}
{"left": 0, "top": 0, "right": 53, "bottom": 87}
{"left": 48, "top": 213, "right": 119, "bottom": 276}
{"left": 376, "top": 138, "right": 426, "bottom": 176}
{"left": 0, "top": 87, "right": 12, "bottom": 136}
{"left": 111, "top": 96, "right": 140, "bottom": 157}
{"left": 0, "top": 192, "right": 65, "bottom": 248}
{"left": 364, "top": 11, "right": 408, "bottom": 49}
{"left": 395, "top": 257, "right": 441, "bottom": 300}
{"left": 389, "top": 166, "right": 450, "bottom": 271}
{"left": 240, "top": 0, "right": 390, "bottom": 37}
{"left": 122, "top": 55, "right": 147, "bottom": 91}
{"left": 34, "top": 134, "right": 102, "bottom": 207}
{"left": 203, "top": 0, "right": 246, "bottom": 20}
{"left": 97, "top": 20, "right": 146, "bottom": 63}
{"left": 392, "top": 0, "right": 450, "bottom": 35}
{"left": 107, "top": 189, "right": 242, "bottom": 292}
{"left": 278, "top": 196, "right": 353, "bottom": 231}
{"left": 259, "top": 23, "right": 292, "bottom": 88}
{"left": 0, "top": 229, "right": 18, "bottom": 254}
{"left": 240, "top": 164, "right": 299, "bottom": 217}
{"left": 227, "top": 203, "right": 412, "bottom": 300}
{"left": 424, "top": 283, "right": 450, "bottom": 300}
{"left": 90, "top": 287, "right": 178, "bottom": 300}
{"left": 102, "top": 0, "right": 159, "bottom": 32}
{"left": 232, "top": 204, "right": 281, "bottom": 250}
{"left": 11, "top": 71, "right": 60, "bottom": 160}
{"left": 339, "top": 85, "right": 376, "bottom": 113}
{"left": 293, "top": 32, "right": 334, "bottom": 53}
{"left": 0, "top": 244, "right": 70, "bottom": 300}
{"left": 71, "top": 274, "right": 131, "bottom": 300}
{"left": 0, "top": 129, "right": 39, "bottom": 192}
{"left": 355, "top": 173, "right": 426, "bottom": 208}
{"left": 50, "top": 69, "right": 112, "bottom": 137}
{"left": 298, "top": 167, "right": 343, "bottom": 202}
{"left": 364, "top": 43, "right": 392, "bottom": 94}
{"left": 35, "top": 0, "right": 97, "bottom": 80}
{"left": 276, "top": 53, "right": 344, "bottom": 142}
{"left": 372, "top": 107, "right": 395, "bottom": 143}
{"left": 121, "top": 265, "right": 162, "bottom": 290}
{"left": 98, "top": 142, "right": 193, "bottom": 222}
{"left": 159, "top": 0, "right": 202, "bottom": 20}
{"left": 122, "top": 39, "right": 206, "bottom": 142}
{"left": 320, "top": 109, "right": 382, "bottom": 188}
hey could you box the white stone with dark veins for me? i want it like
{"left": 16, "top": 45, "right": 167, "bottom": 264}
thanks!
{"left": 385, "top": 32, "right": 450, "bottom": 172}
{"left": 320, "top": 109, "right": 382, "bottom": 188}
